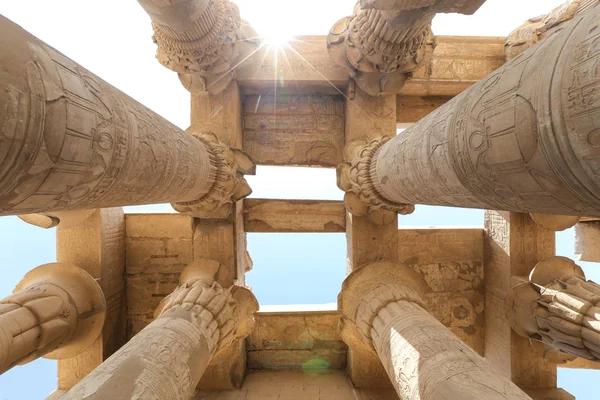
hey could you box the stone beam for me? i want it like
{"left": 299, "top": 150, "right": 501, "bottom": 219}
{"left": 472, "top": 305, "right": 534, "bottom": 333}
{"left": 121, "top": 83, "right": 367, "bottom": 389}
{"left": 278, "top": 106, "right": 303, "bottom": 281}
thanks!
{"left": 60, "top": 260, "right": 258, "bottom": 400}
{"left": 0, "top": 263, "right": 105, "bottom": 375}
{"left": 339, "top": 261, "right": 532, "bottom": 400}
{"left": 396, "top": 95, "right": 453, "bottom": 123}
{"left": 242, "top": 94, "right": 345, "bottom": 168}
{"left": 56, "top": 208, "right": 126, "bottom": 390}
{"left": 338, "top": 7, "right": 600, "bottom": 219}
{"left": 243, "top": 199, "right": 346, "bottom": 233}
{"left": 236, "top": 35, "right": 505, "bottom": 97}
{"left": 0, "top": 16, "right": 251, "bottom": 219}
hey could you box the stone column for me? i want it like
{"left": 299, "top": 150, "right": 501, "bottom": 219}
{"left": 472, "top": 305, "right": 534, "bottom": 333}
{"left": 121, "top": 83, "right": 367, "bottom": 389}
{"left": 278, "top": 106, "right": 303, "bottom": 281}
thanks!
{"left": 137, "top": 0, "right": 263, "bottom": 94}
{"left": 337, "top": 5, "right": 600, "bottom": 218}
{"left": 327, "top": 0, "right": 485, "bottom": 96}
{"left": 0, "top": 263, "right": 105, "bottom": 375}
{"left": 0, "top": 16, "right": 253, "bottom": 218}
{"left": 60, "top": 259, "right": 258, "bottom": 400}
{"left": 339, "top": 261, "right": 532, "bottom": 400}
{"left": 506, "top": 256, "right": 600, "bottom": 362}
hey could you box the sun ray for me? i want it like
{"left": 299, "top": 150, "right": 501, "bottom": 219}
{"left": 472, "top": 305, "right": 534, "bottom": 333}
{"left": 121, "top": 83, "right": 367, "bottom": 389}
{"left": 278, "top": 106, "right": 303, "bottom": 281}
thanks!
{"left": 284, "top": 44, "right": 379, "bottom": 124}
{"left": 205, "top": 41, "right": 268, "bottom": 91}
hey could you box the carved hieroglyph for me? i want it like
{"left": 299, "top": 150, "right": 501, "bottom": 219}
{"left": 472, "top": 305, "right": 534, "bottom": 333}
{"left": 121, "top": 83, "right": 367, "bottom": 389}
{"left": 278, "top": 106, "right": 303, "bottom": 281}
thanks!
{"left": 338, "top": 261, "right": 532, "bottom": 400}
{"left": 60, "top": 259, "right": 258, "bottom": 400}
{"left": 327, "top": 0, "right": 486, "bottom": 96}
{"left": 0, "top": 16, "right": 253, "bottom": 219}
{"left": 368, "top": 7, "right": 600, "bottom": 217}
{"left": 506, "top": 256, "right": 600, "bottom": 362}
{"left": 0, "top": 263, "right": 105, "bottom": 375}
{"left": 138, "top": 0, "right": 263, "bottom": 94}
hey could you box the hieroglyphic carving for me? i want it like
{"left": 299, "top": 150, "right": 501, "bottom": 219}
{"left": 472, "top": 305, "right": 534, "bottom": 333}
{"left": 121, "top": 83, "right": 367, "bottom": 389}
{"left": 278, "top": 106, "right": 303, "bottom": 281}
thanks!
{"left": 338, "top": 261, "right": 532, "bottom": 400}
{"left": 138, "top": 0, "right": 263, "bottom": 94}
{"left": 370, "top": 7, "right": 600, "bottom": 217}
{"left": 506, "top": 256, "right": 600, "bottom": 362}
{"left": 0, "top": 16, "right": 218, "bottom": 215}
{"left": 337, "top": 136, "right": 414, "bottom": 225}
{"left": 243, "top": 95, "right": 345, "bottom": 167}
{"left": 60, "top": 259, "right": 258, "bottom": 400}
{"left": 0, "top": 263, "right": 105, "bottom": 375}
{"left": 327, "top": 0, "right": 486, "bottom": 96}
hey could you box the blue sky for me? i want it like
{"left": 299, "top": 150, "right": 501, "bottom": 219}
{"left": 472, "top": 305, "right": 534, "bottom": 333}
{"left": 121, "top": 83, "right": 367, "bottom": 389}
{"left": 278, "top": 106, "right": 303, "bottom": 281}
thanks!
{"left": 1, "top": 0, "right": 599, "bottom": 399}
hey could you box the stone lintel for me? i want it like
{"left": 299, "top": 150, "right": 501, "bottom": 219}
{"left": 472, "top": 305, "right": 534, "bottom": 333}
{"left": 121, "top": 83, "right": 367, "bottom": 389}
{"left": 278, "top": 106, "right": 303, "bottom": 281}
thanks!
{"left": 247, "top": 311, "right": 346, "bottom": 371}
{"left": 243, "top": 199, "right": 346, "bottom": 233}
{"left": 237, "top": 35, "right": 505, "bottom": 97}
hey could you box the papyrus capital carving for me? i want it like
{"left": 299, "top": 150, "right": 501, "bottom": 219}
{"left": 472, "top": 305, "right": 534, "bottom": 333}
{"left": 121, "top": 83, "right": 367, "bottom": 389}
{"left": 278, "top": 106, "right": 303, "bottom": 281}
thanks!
{"left": 338, "top": 261, "right": 429, "bottom": 353}
{"left": 155, "top": 259, "right": 258, "bottom": 355}
{"left": 327, "top": 0, "right": 485, "bottom": 96}
{"left": 506, "top": 256, "right": 600, "bottom": 362}
{"left": 337, "top": 136, "right": 414, "bottom": 225}
{"left": 60, "top": 259, "right": 257, "bottom": 400}
{"left": 138, "top": 0, "right": 262, "bottom": 94}
{"left": 0, "top": 263, "right": 105, "bottom": 375}
{"left": 172, "top": 130, "right": 255, "bottom": 219}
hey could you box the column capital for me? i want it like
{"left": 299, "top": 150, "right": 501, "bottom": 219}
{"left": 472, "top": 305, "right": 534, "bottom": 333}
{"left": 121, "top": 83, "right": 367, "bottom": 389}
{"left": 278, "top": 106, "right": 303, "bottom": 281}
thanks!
{"left": 337, "top": 136, "right": 414, "bottom": 225}
{"left": 327, "top": 0, "right": 485, "bottom": 96}
{"left": 0, "top": 263, "right": 105, "bottom": 374}
{"left": 139, "top": 0, "right": 263, "bottom": 94}
{"left": 155, "top": 259, "right": 258, "bottom": 356}
{"left": 338, "top": 261, "right": 429, "bottom": 353}
{"left": 506, "top": 256, "right": 600, "bottom": 362}
{"left": 172, "top": 130, "right": 255, "bottom": 219}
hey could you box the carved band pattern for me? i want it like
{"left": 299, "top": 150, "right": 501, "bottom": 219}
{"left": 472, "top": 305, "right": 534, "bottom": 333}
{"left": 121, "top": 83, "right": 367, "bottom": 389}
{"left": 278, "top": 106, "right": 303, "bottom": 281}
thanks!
{"left": 0, "top": 18, "right": 216, "bottom": 216}
{"left": 152, "top": 0, "right": 241, "bottom": 74}
{"left": 157, "top": 278, "right": 239, "bottom": 355}
{"left": 338, "top": 137, "right": 415, "bottom": 224}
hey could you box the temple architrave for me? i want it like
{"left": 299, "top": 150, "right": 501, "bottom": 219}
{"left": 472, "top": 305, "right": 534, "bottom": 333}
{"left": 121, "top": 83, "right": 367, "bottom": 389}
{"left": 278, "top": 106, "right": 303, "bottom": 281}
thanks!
{"left": 0, "top": 0, "right": 599, "bottom": 398}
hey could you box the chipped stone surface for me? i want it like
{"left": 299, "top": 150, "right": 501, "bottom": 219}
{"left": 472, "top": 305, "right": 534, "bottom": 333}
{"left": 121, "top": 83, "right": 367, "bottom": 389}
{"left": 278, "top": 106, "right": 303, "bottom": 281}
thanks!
{"left": 399, "top": 228, "right": 485, "bottom": 355}
{"left": 247, "top": 311, "right": 346, "bottom": 370}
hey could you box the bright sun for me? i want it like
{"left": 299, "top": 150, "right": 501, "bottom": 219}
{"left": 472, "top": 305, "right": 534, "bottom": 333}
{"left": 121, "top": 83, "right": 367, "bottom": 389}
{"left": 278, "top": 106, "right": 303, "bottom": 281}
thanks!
{"left": 254, "top": 20, "right": 295, "bottom": 48}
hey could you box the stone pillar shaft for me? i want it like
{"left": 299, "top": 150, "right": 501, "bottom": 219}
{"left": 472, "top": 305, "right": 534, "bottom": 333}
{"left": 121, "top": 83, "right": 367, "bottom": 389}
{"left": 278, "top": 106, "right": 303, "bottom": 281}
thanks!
{"left": 369, "top": 6, "right": 600, "bottom": 217}
{"left": 59, "top": 260, "right": 258, "bottom": 400}
{"left": 0, "top": 16, "right": 217, "bottom": 216}
{"left": 339, "top": 262, "right": 532, "bottom": 400}
{"left": 373, "top": 300, "right": 531, "bottom": 400}
{"left": 0, "top": 263, "right": 105, "bottom": 375}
